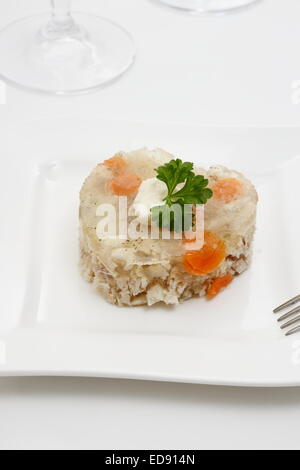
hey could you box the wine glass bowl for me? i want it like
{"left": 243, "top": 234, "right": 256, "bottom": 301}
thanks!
{"left": 0, "top": 1, "right": 136, "bottom": 95}
{"left": 151, "top": 0, "right": 263, "bottom": 15}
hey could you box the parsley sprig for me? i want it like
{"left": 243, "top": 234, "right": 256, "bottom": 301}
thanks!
{"left": 151, "top": 159, "right": 213, "bottom": 232}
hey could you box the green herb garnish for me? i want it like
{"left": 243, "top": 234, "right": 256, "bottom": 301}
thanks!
{"left": 151, "top": 159, "right": 213, "bottom": 232}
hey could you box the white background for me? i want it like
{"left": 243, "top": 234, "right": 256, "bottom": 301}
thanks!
{"left": 0, "top": 0, "right": 300, "bottom": 450}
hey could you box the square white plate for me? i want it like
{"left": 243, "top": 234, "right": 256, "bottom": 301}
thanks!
{"left": 1, "top": 119, "right": 300, "bottom": 386}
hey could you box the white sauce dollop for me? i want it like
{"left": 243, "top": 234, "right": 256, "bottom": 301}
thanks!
{"left": 132, "top": 177, "right": 168, "bottom": 225}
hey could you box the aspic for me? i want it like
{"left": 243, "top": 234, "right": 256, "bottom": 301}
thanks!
{"left": 79, "top": 148, "right": 258, "bottom": 307}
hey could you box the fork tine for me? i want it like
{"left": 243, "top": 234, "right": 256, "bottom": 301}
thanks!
{"left": 277, "top": 305, "right": 300, "bottom": 322}
{"left": 280, "top": 314, "right": 300, "bottom": 330}
{"left": 273, "top": 295, "right": 300, "bottom": 313}
{"left": 286, "top": 326, "right": 300, "bottom": 337}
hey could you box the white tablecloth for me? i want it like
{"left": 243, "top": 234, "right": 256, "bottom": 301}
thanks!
{"left": 0, "top": 0, "right": 300, "bottom": 450}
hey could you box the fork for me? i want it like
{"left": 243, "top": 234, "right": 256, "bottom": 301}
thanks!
{"left": 274, "top": 295, "right": 300, "bottom": 336}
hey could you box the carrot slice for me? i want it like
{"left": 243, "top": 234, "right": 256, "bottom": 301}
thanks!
{"left": 206, "top": 273, "right": 234, "bottom": 299}
{"left": 103, "top": 155, "right": 141, "bottom": 196}
{"left": 212, "top": 178, "right": 243, "bottom": 204}
{"left": 109, "top": 172, "right": 142, "bottom": 196}
{"left": 103, "top": 155, "right": 127, "bottom": 173}
{"left": 183, "top": 231, "right": 226, "bottom": 276}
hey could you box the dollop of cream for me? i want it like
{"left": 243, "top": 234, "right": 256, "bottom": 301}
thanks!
{"left": 132, "top": 177, "right": 168, "bottom": 225}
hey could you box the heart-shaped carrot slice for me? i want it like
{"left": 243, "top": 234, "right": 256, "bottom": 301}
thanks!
{"left": 183, "top": 231, "right": 226, "bottom": 275}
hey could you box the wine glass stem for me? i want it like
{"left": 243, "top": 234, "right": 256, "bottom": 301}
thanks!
{"left": 51, "top": 0, "right": 72, "bottom": 22}
{"left": 42, "top": 0, "right": 80, "bottom": 38}
{"left": 50, "top": 0, "right": 77, "bottom": 33}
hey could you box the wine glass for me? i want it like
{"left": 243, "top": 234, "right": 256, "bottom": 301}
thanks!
{"left": 151, "top": 0, "right": 263, "bottom": 15}
{"left": 0, "top": 1, "right": 136, "bottom": 95}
